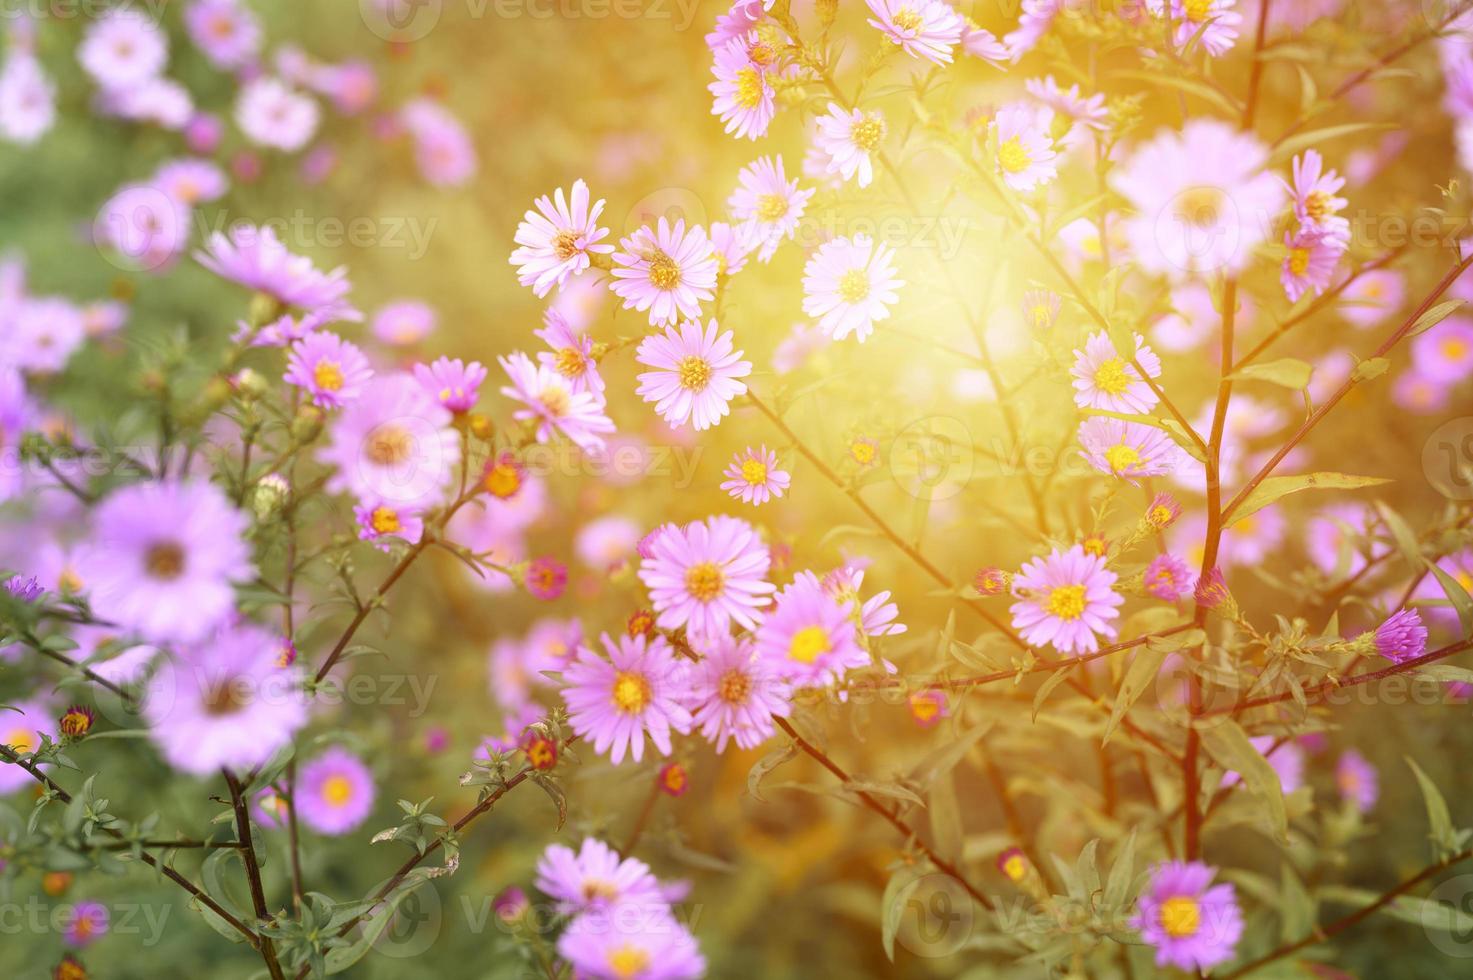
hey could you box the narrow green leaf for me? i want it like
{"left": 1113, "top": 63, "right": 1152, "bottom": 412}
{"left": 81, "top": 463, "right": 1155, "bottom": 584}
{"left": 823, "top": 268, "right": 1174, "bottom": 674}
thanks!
{"left": 1424, "top": 558, "right": 1473, "bottom": 638}
{"left": 1103, "top": 646, "right": 1171, "bottom": 746}
{"left": 1032, "top": 667, "right": 1073, "bottom": 721}
{"left": 1405, "top": 757, "right": 1458, "bottom": 856}
{"left": 1230, "top": 357, "right": 1314, "bottom": 389}
{"left": 1201, "top": 721, "right": 1288, "bottom": 842}
{"left": 1407, "top": 300, "right": 1464, "bottom": 339}
{"left": 1230, "top": 472, "right": 1393, "bottom": 526}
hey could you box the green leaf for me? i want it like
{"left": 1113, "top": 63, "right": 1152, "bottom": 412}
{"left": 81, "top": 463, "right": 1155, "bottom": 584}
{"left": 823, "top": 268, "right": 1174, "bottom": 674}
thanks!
{"left": 1408, "top": 300, "right": 1465, "bottom": 339}
{"left": 1320, "top": 884, "right": 1473, "bottom": 933}
{"left": 1405, "top": 757, "right": 1458, "bottom": 857}
{"left": 325, "top": 870, "right": 438, "bottom": 974}
{"left": 1424, "top": 558, "right": 1473, "bottom": 638}
{"left": 1230, "top": 472, "right": 1393, "bottom": 527}
{"left": 1103, "top": 830, "right": 1138, "bottom": 909}
{"left": 1269, "top": 122, "right": 1395, "bottom": 165}
{"left": 1103, "top": 645, "right": 1171, "bottom": 746}
{"left": 1201, "top": 721, "right": 1288, "bottom": 842}
{"left": 929, "top": 772, "right": 963, "bottom": 862}
{"left": 1279, "top": 863, "right": 1315, "bottom": 941}
{"left": 1351, "top": 357, "right": 1390, "bottom": 383}
{"left": 881, "top": 866, "right": 927, "bottom": 962}
{"left": 1032, "top": 666, "right": 1073, "bottom": 721}
{"left": 1161, "top": 419, "right": 1208, "bottom": 463}
{"left": 1230, "top": 357, "right": 1313, "bottom": 389}
{"left": 908, "top": 720, "right": 993, "bottom": 787}
{"left": 1375, "top": 502, "right": 1423, "bottom": 576}
{"left": 747, "top": 743, "right": 797, "bottom": 803}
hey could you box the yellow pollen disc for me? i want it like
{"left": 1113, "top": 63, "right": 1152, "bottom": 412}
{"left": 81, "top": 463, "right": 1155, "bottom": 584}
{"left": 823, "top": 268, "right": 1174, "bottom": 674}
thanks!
{"left": 607, "top": 945, "right": 651, "bottom": 979}
{"left": 749, "top": 41, "right": 775, "bottom": 65}
{"left": 788, "top": 625, "right": 831, "bottom": 663}
{"left": 1457, "top": 571, "right": 1473, "bottom": 592}
{"left": 838, "top": 268, "right": 871, "bottom": 303}
{"left": 850, "top": 440, "right": 877, "bottom": 465}
{"left": 485, "top": 463, "right": 522, "bottom": 498}
{"left": 370, "top": 506, "right": 400, "bottom": 535}
{"left": 891, "top": 8, "right": 922, "bottom": 32}
{"left": 1044, "top": 584, "right": 1087, "bottom": 620}
{"left": 5, "top": 728, "right": 35, "bottom": 753}
{"left": 910, "top": 694, "right": 939, "bottom": 721}
{"left": 539, "top": 383, "right": 572, "bottom": 417}
{"left": 647, "top": 251, "right": 680, "bottom": 290}
{"left": 1288, "top": 247, "right": 1311, "bottom": 277}
{"left": 1083, "top": 536, "right": 1107, "bottom": 557}
{"left": 146, "top": 541, "right": 186, "bottom": 580}
{"left": 1176, "top": 186, "right": 1224, "bottom": 227}
{"left": 1338, "top": 770, "right": 1360, "bottom": 794}
{"left": 719, "top": 669, "right": 752, "bottom": 704}
{"left": 1159, "top": 895, "right": 1201, "bottom": 938}
{"left": 1002, "top": 855, "right": 1027, "bottom": 881}
{"left": 740, "top": 458, "right": 768, "bottom": 486}
{"left": 58, "top": 568, "right": 84, "bottom": 593}
{"left": 677, "top": 355, "right": 713, "bottom": 391}
{"left": 756, "top": 193, "right": 789, "bottom": 222}
{"left": 1363, "top": 281, "right": 1382, "bottom": 298}
{"left": 322, "top": 775, "right": 354, "bottom": 806}
{"left": 313, "top": 360, "right": 344, "bottom": 391}
{"left": 366, "top": 425, "right": 413, "bottom": 466}
{"left": 1442, "top": 338, "right": 1469, "bottom": 361}
{"left": 1183, "top": 0, "right": 1211, "bottom": 21}
{"left": 555, "top": 347, "right": 586, "bottom": 378}
{"left": 735, "top": 66, "right": 765, "bottom": 111}
{"left": 685, "top": 561, "right": 724, "bottom": 602}
{"left": 1093, "top": 357, "right": 1132, "bottom": 395}
{"left": 851, "top": 116, "right": 886, "bottom": 150}
{"left": 553, "top": 230, "right": 580, "bottom": 261}
{"left": 611, "top": 671, "right": 652, "bottom": 713}
{"left": 1236, "top": 513, "right": 1258, "bottom": 536}
{"left": 1029, "top": 304, "right": 1053, "bottom": 329}
{"left": 997, "top": 137, "right": 1031, "bottom": 174}
{"left": 1149, "top": 505, "right": 1173, "bottom": 526}
{"left": 1304, "top": 190, "right": 1332, "bottom": 220}
{"left": 1105, "top": 443, "right": 1141, "bottom": 473}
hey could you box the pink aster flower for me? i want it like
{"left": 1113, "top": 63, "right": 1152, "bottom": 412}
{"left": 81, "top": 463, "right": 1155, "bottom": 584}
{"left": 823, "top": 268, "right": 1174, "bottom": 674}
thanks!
{"left": 508, "top": 179, "right": 613, "bottom": 297}
{"left": 727, "top": 156, "right": 815, "bottom": 262}
{"left": 0, "top": 54, "right": 55, "bottom": 145}
{"left": 317, "top": 373, "right": 461, "bottom": 509}
{"left": 1373, "top": 608, "right": 1427, "bottom": 663}
{"left": 354, "top": 498, "right": 424, "bottom": 551}
{"left": 93, "top": 184, "right": 190, "bottom": 274}
{"left": 499, "top": 351, "right": 616, "bottom": 451}
{"left": 801, "top": 233, "right": 903, "bottom": 342}
{"left": 558, "top": 909, "right": 705, "bottom": 980}
{"left": 154, "top": 157, "right": 228, "bottom": 205}
{"left": 1336, "top": 749, "right": 1379, "bottom": 813}
{"left": 1288, "top": 149, "right": 1350, "bottom": 239}
{"left": 235, "top": 76, "right": 319, "bottom": 152}
{"left": 534, "top": 308, "right": 604, "bottom": 396}
{"left": 78, "top": 9, "right": 167, "bottom": 90}
{"left": 0, "top": 701, "right": 50, "bottom": 794}
{"left": 196, "top": 224, "right": 357, "bottom": 320}
{"left": 311, "top": 60, "right": 378, "bottom": 116}
{"left": 634, "top": 319, "right": 751, "bottom": 431}
{"left": 992, "top": 102, "right": 1058, "bottom": 192}
{"left": 143, "top": 623, "right": 308, "bottom": 776}
{"left": 561, "top": 633, "right": 692, "bottom": 765}
{"left": 1010, "top": 545, "right": 1123, "bottom": 655}
{"left": 576, "top": 515, "right": 641, "bottom": 571}
{"left": 535, "top": 836, "right": 666, "bottom": 914}
{"left": 611, "top": 218, "right": 718, "bottom": 326}
{"left": 638, "top": 515, "right": 774, "bottom": 637}
{"left": 400, "top": 98, "right": 477, "bottom": 187}
{"left": 689, "top": 634, "right": 791, "bottom": 751}
{"left": 865, "top": 0, "right": 964, "bottom": 65}
{"left": 103, "top": 76, "right": 194, "bottom": 130}
{"left": 1340, "top": 269, "right": 1404, "bottom": 329}
{"left": 1305, "top": 502, "right": 1387, "bottom": 577}
{"left": 62, "top": 901, "right": 108, "bottom": 949}
{"left": 296, "top": 747, "right": 375, "bottom": 835}
{"left": 413, "top": 356, "right": 487, "bottom": 414}
{"left": 84, "top": 480, "right": 253, "bottom": 644}
{"left": 1003, "top": 0, "right": 1061, "bottom": 61}
{"left": 284, "top": 332, "right": 373, "bottom": 408}
{"left": 755, "top": 575, "right": 868, "bottom": 686}
{"left": 721, "top": 445, "right": 790, "bottom": 504}
{"left": 1281, "top": 228, "right": 1345, "bottom": 303}
{"left": 185, "top": 0, "right": 262, "bottom": 71}
{"left": 815, "top": 103, "right": 886, "bottom": 188}
{"left": 1412, "top": 317, "right": 1473, "bottom": 383}
{"left": 1077, "top": 418, "right": 1185, "bottom": 484}
{"left": 1222, "top": 736, "right": 1304, "bottom": 794}
{"left": 4, "top": 297, "right": 87, "bottom": 372}
{"left": 525, "top": 556, "right": 568, "bottom": 600}
{"left": 1071, "top": 330, "right": 1162, "bottom": 413}
{"left": 1111, "top": 120, "right": 1286, "bottom": 278}
{"left": 709, "top": 220, "right": 759, "bottom": 279}
{"left": 1155, "top": 0, "right": 1242, "bottom": 56}
{"left": 1025, "top": 75, "right": 1108, "bottom": 148}
{"left": 962, "top": 23, "right": 1009, "bottom": 64}
{"left": 371, "top": 299, "right": 436, "bottom": 345}
{"left": 1133, "top": 861, "right": 1243, "bottom": 972}
{"left": 1393, "top": 369, "right": 1451, "bottom": 415}
{"left": 1144, "top": 553, "right": 1195, "bottom": 601}
{"left": 253, "top": 785, "right": 291, "bottom": 829}
{"left": 708, "top": 33, "right": 775, "bottom": 141}
{"left": 820, "top": 565, "right": 906, "bottom": 638}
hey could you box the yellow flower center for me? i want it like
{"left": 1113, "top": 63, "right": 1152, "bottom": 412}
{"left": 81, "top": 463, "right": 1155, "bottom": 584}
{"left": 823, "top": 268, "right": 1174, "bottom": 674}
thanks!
{"left": 555, "top": 347, "right": 586, "bottom": 378}
{"left": 1029, "top": 304, "right": 1053, "bottom": 329}
{"left": 370, "top": 506, "right": 400, "bottom": 535}
{"left": 553, "top": 230, "right": 580, "bottom": 261}
{"left": 1044, "top": 584, "right": 1086, "bottom": 620}
{"left": 719, "top": 669, "right": 751, "bottom": 704}
{"left": 146, "top": 541, "right": 185, "bottom": 580}
{"left": 1002, "top": 854, "right": 1027, "bottom": 882}
{"left": 757, "top": 193, "right": 789, "bottom": 222}
{"left": 647, "top": 251, "right": 680, "bottom": 290}
{"left": 1442, "top": 337, "right": 1469, "bottom": 362}
{"left": 313, "top": 360, "right": 344, "bottom": 391}
{"left": 1083, "top": 536, "right": 1107, "bottom": 557}
{"left": 484, "top": 462, "right": 522, "bottom": 498}
{"left": 852, "top": 116, "right": 886, "bottom": 150}
{"left": 1105, "top": 443, "right": 1141, "bottom": 473}
{"left": 5, "top": 728, "right": 35, "bottom": 753}
{"left": 788, "top": 625, "right": 830, "bottom": 663}
{"left": 538, "top": 383, "right": 572, "bottom": 417}
{"left": 909, "top": 693, "right": 940, "bottom": 722}
{"left": 1094, "top": 357, "right": 1132, "bottom": 395}
{"left": 1304, "top": 189, "right": 1333, "bottom": 220}
{"left": 1176, "top": 186, "right": 1224, "bottom": 227}
{"left": 366, "top": 425, "right": 414, "bottom": 466}
{"left": 607, "top": 945, "right": 651, "bottom": 979}
{"left": 611, "top": 671, "right": 652, "bottom": 714}
{"left": 322, "top": 775, "right": 354, "bottom": 806}
{"left": 735, "top": 66, "right": 765, "bottom": 110}
{"left": 1338, "top": 769, "right": 1360, "bottom": 795}
{"left": 1183, "top": 0, "right": 1211, "bottom": 21}
{"left": 749, "top": 42, "right": 776, "bottom": 66}
{"left": 892, "top": 8, "right": 922, "bottom": 32}
{"left": 685, "top": 561, "right": 725, "bottom": 601}
{"left": 1288, "top": 247, "right": 1311, "bottom": 277}
{"left": 741, "top": 458, "right": 768, "bottom": 486}
{"left": 997, "top": 137, "right": 1031, "bottom": 174}
{"left": 1159, "top": 895, "right": 1201, "bottom": 938}
{"left": 850, "top": 439, "right": 877, "bottom": 465}
{"left": 1149, "top": 505, "right": 1174, "bottom": 526}
{"left": 838, "top": 268, "right": 871, "bottom": 303}
{"left": 677, "top": 355, "right": 712, "bottom": 391}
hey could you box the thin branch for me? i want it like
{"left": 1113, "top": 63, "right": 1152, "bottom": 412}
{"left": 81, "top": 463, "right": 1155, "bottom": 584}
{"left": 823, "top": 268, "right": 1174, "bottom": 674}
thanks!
{"left": 225, "top": 769, "right": 287, "bottom": 980}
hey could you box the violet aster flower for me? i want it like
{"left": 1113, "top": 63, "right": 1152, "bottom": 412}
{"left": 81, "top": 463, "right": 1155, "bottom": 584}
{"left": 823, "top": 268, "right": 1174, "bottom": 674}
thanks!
{"left": 5, "top": 574, "right": 42, "bottom": 602}
{"left": 284, "top": 332, "right": 373, "bottom": 408}
{"left": 1152, "top": 0, "right": 1243, "bottom": 56}
{"left": 0, "top": 54, "right": 55, "bottom": 145}
{"left": 708, "top": 220, "right": 759, "bottom": 278}
{"left": 235, "top": 76, "right": 319, "bottom": 152}
{"left": 1071, "top": 330, "right": 1162, "bottom": 414}
{"left": 253, "top": 785, "right": 291, "bottom": 829}
{"left": 727, "top": 155, "right": 814, "bottom": 262}
{"left": 371, "top": 299, "right": 437, "bottom": 345}
{"left": 690, "top": 633, "right": 791, "bottom": 751}
{"left": 534, "top": 308, "right": 605, "bottom": 396}
{"left": 820, "top": 564, "right": 907, "bottom": 639}
{"left": 401, "top": 98, "right": 477, "bottom": 187}
{"left": 92, "top": 185, "right": 190, "bottom": 274}
{"left": 1002, "top": 0, "right": 1060, "bottom": 61}
{"left": 1412, "top": 318, "right": 1473, "bottom": 384}
{"left": 185, "top": 0, "right": 262, "bottom": 70}
{"left": 1194, "top": 567, "right": 1231, "bottom": 609}
{"left": 499, "top": 351, "right": 616, "bottom": 452}
{"left": 296, "top": 747, "right": 376, "bottom": 835}
{"left": 1146, "top": 492, "right": 1182, "bottom": 529}
{"left": 1144, "top": 554, "right": 1195, "bottom": 601}
{"left": 610, "top": 217, "right": 718, "bottom": 327}
{"left": 1337, "top": 749, "right": 1379, "bottom": 813}
{"left": 1077, "top": 418, "right": 1185, "bottom": 484}
{"left": 558, "top": 907, "right": 705, "bottom": 980}
{"left": 801, "top": 234, "right": 904, "bottom": 342}
{"left": 1373, "top": 608, "right": 1427, "bottom": 663}
{"left": 1288, "top": 149, "right": 1350, "bottom": 239}
{"left": 62, "top": 900, "right": 108, "bottom": 949}
{"left": 509, "top": 178, "right": 613, "bottom": 297}
{"left": 561, "top": 633, "right": 692, "bottom": 765}
{"left": 142, "top": 622, "right": 308, "bottom": 776}
{"left": 354, "top": 498, "right": 424, "bottom": 552}
{"left": 0, "top": 700, "right": 50, "bottom": 794}
{"left": 755, "top": 575, "right": 868, "bottom": 686}
{"left": 317, "top": 373, "right": 461, "bottom": 509}
{"left": 865, "top": 0, "right": 964, "bottom": 65}
{"left": 1010, "top": 545, "right": 1123, "bottom": 655}
{"left": 1281, "top": 228, "right": 1345, "bottom": 302}
{"left": 635, "top": 318, "right": 752, "bottom": 431}
{"left": 84, "top": 480, "right": 253, "bottom": 644}
{"left": 535, "top": 837, "right": 664, "bottom": 914}
{"left": 525, "top": 556, "right": 568, "bottom": 600}
{"left": 413, "top": 356, "right": 487, "bottom": 414}
{"left": 153, "top": 157, "right": 228, "bottom": 205}
{"left": 721, "top": 445, "right": 790, "bottom": 505}
{"left": 1132, "top": 861, "right": 1243, "bottom": 972}
{"left": 196, "top": 224, "right": 358, "bottom": 321}
{"left": 708, "top": 33, "right": 776, "bottom": 141}
{"left": 637, "top": 515, "right": 774, "bottom": 638}
{"left": 78, "top": 9, "right": 167, "bottom": 90}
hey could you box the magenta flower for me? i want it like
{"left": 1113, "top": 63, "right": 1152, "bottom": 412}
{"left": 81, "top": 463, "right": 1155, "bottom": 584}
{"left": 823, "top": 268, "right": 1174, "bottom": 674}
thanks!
{"left": 78, "top": 9, "right": 167, "bottom": 90}
{"left": 801, "top": 234, "right": 904, "bottom": 342}
{"left": 526, "top": 556, "right": 568, "bottom": 600}
{"left": 1160, "top": 0, "right": 1243, "bottom": 56}
{"left": 709, "top": 220, "right": 758, "bottom": 277}
{"left": 413, "top": 356, "right": 487, "bottom": 414}
{"left": 1077, "top": 418, "right": 1185, "bottom": 484}
{"left": 534, "top": 308, "right": 605, "bottom": 396}
{"left": 253, "top": 786, "right": 291, "bottom": 829}
{"left": 371, "top": 300, "right": 437, "bottom": 345}
{"left": 401, "top": 98, "right": 477, "bottom": 187}
{"left": 499, "top": 351, "right": 616, "bottom": 452}
{"left": 721, "top": 445, "right": 790, "bottom": 505}
{"left": 690, "top": 634, "right": 791, "bottom": 751}
{"left": 354, "top": 498, "right": 425, "bottom": 552}
{"left": 1071, "top": 330, "right": 1162, "bottom": 414}
{"left": 535, "top": 836, "right": 665, "bottom": 914}
{"left": 317, "top": 373, "right": 461, "bottom": 509}
{"left": 85, "top": 480, "right": 253, "bottom": 644}
{"left": 558, "top": 908, "right": 706, "bottom": 980}
{"left": 1337, "top": 749, "right": 1379, "bottom": 813}
{"left": 635, "top": 318, "right": 751, "bottom": 431}
{"left": 1147, "top": 492, "right": 1182, "bottom": 529}
{"left": 1002, "top": 0, "right": 1060, "bottom": 60}
{"left": 708, "top": 33, "right": 775, "bottom": 141}
{"left": 1281, "top": 228, "right": 1345, "bottom": 302}
{"left": 1144, "top": 554, "right": 1195, "bottom": 601}
{"left": 1194, "top": 567, "right": 1231, "bottom": 609}
{"left": 865, "top": 0, "right": 964, "bottom": 65}
{"left": 755, "top": 575, "right": 868, "bottom": 686}
{"left": 814, "top": 103, "right": 885, "bottom": 187}
{"left": 637, "top": 515, "right": 774, "bottom": 638}
{"left": 611, "top": 217, "right": 718, "bottom": 327}
{"left": 992, "top": 102, "right": 1058, "bottom": 191}
{"left": 1010, "top": 545, "right": 1122, "bottom": 655}
{"left": 0, "top": 55, "right": 56, "bottom": 145}
{"left": 727, "top": 155, "right": 814, "bottom": 262}
{"left": 196, "top": 224, "right": 358, "bottom": 321}
{"left": 1021, "top": 289, "right": 1060, "bottom": 333}
{"left": 154, "top": 158, "right": 228, "bottom": 205}
{"left": 185, "top": 0, "right": 262, "bottom": 70}
{"left": 297, "top": 747, "right": 376, "bottom": 836}
{"left": 1133, "top": 861, "right": 1243, "bottom": 972}
{"left": 93, "top": 184, "right": 190, "bottom": 273}
{"left": 285, "top": 332, "right": 373, "bottom": 408}
{"left": 235, "top": 76, "right": 319, "bottom": 152}
{"left": 1373, "top": 608, "right": 1427, "bottom": 663}
{"left": 1222, "top": 736, "right": 1304, "bottom": 794}
{"left": 1412, "top": 318, "right": 1473, "bottom": 384}
{"left": 509, "top": 179, "right": 613, "bottom": 297}
{"left": 62, "top": 901, "right": 108, "bottom": 949}
{"left": 819, "top": 565, "right": 907, "bottom": 638}
{"left": 1288, "top": 149, "right": 1349, "bottom": 239}
{"left": 561, "top": 633, "right": 692, "bottom": 765}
